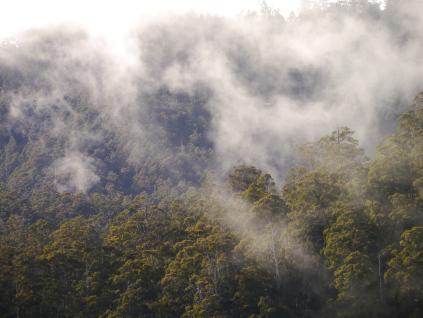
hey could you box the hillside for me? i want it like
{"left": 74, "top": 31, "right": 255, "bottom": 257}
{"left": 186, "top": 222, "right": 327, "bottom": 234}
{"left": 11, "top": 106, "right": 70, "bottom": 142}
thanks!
{"left": 1, "top": 1, "right": 423, "bottom": 317}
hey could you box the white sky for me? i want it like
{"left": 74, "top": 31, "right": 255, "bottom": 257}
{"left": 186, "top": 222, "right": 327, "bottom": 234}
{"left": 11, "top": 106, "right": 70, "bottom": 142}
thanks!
{"left": 0, "top": 0, "right": 302, "bottom": 40}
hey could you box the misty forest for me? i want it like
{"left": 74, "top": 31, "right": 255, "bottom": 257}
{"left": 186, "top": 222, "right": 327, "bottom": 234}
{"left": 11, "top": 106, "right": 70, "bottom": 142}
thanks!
{"left": 1, "top": 0, "right": 423, "bottom": 317}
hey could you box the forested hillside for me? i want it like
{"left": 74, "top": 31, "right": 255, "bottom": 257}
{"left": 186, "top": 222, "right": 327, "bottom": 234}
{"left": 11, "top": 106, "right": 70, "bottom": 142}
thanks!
{"left": 1, "top": 0, "right": 423, "bottom": 317}
{"left": 1, "top": 92, "right": 422, "bottom": 317}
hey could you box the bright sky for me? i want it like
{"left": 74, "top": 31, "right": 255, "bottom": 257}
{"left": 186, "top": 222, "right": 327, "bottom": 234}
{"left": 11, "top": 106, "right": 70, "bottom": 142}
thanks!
{"left": 0, "top": 0, "right": 302, "bottom": 40}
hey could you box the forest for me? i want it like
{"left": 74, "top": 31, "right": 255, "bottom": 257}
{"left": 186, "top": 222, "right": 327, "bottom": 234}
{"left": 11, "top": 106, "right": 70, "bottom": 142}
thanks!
{"left": 1, "top": 0, "right": 423, "bottom": 317}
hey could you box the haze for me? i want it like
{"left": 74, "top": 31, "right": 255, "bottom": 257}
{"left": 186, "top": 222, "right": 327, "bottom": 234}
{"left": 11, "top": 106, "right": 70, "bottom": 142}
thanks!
{"left": 0, "top": 0, "right": 302, "bottom": 40}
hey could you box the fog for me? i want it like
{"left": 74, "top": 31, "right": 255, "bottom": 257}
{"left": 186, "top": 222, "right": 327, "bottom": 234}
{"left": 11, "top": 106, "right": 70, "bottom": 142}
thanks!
{"left": 0, "top": 0, "right": 422, "bottom": 192}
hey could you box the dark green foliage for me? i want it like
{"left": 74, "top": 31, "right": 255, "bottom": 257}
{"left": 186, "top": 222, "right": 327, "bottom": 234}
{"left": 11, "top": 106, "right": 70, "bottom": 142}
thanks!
{"left": 0, "top": 78, "right": 422, "bottom": 318}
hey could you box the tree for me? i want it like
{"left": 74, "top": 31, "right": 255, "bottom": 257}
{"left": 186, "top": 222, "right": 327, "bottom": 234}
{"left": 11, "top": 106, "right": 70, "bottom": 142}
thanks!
{"left": 41, "top": 217, "right": 108, "bottom": 318}
{"left": 385, "top": 227, "right": 423, "bottom": 317}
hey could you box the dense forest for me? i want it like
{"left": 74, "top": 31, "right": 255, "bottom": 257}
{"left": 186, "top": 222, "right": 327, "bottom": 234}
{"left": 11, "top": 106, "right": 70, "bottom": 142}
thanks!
{"left": 1, "top": 92, "right": 423, "bottom": 318}
{"left": 1, "top": 0, "right": 423, "bottom": 317}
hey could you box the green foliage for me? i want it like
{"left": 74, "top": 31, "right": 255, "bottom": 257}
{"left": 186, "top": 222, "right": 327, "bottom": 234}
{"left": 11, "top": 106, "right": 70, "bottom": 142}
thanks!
{"left": 227, "top": 165, "right": 264, "bottom": 193}
{"left": 284, "top": 169, "right": 341, "bottom": 254}
{"left": 0, "top": 92, "right": 423, "bottom": 317}
{"left": 385, "top": 227, "right": 423, "bottom": 302}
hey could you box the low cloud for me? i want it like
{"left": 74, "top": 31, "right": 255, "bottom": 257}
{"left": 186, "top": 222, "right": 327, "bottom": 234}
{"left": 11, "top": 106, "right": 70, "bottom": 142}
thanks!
{"left": 52, "top": 151, "right": 99, "bottom": 193}
{"left": 1, "top": 0, "right": 422, "bottom": 191}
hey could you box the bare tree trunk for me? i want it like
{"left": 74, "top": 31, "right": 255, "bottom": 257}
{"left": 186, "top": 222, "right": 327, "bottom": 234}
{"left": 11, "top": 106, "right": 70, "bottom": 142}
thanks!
{"left": 270, "top": 225, "right": 280, "bottom": 289}
{"left": 378, "top": 254, "right": 383, "bottom": 302}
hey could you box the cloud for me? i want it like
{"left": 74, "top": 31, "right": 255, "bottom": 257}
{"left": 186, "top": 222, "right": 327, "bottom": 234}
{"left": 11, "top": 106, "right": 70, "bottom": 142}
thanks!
{"left": 133, "top": 2, "right": 423, "bottom": 179}
{"left": 52, "top": 151, "right": 99, "bottom": 193}
{"left": 1, "top": 0, "right": 422, "bottom": 192}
